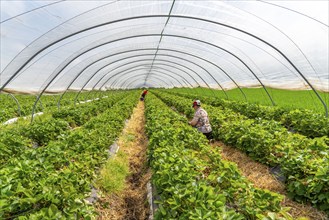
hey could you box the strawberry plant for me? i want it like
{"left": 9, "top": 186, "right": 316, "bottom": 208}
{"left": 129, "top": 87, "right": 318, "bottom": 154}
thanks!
{"left": 145, "top": 93, "right": 289, "bottom": 219}
{"left": 281, "top": 109, "right": 329, "bottom": 138}
{"left": 0, "top": 91, "right": 139, "bottom": 219}
{"left": 22, "top": 117, "right": 70, "bottom": 146}
{"left": 165, "top": 90, "right": 328, "bottom": 138}
{"left": 154, "top": 90, "right": 329, "bottom": 214}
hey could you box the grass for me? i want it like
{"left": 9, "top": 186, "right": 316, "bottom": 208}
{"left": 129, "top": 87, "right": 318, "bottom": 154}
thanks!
{"left": 97, "top": 151, "right": 129, "bottom": 194}
{"left": 171, "top": 87, "right": 329, "bottom": 115}
{"left": 96, "top": 104, "right": 140, "bottom": 194}
{"left": 96, "top": 101, "right": 150, "bottom": 220}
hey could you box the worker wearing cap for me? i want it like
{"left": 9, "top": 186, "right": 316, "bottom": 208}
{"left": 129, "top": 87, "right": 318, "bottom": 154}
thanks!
{"left": 188, "top": 100, "right": 213, "bottom": 140}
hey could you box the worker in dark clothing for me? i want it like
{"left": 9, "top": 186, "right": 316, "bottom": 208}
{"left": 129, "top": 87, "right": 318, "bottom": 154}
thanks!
{"left": 140, "top": 89, "right": 148, "bottom": 101}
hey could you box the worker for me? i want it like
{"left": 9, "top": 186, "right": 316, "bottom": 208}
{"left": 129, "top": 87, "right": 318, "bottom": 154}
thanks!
{"left": 140, "top": 89, "right": 148, "bottom": 101}
{"left": 188, "top": 100, "right": 213, "bottom": 140}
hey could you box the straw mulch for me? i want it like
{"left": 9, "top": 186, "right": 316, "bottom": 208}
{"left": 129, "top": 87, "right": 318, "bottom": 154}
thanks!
{"left": 96, "top": 101, "right": 151, "bottom": 220}
{"left": 211, "top": 141, "right": 328, "bottom": 220}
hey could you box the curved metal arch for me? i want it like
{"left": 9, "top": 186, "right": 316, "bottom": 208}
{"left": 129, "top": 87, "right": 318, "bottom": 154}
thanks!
{"left": 109, "top": 67, "right": 189, "bottom": 88}
{"left": 230, "top": 4, "right": 319, "bottom": 81}
{"left": 146, "top": 64, "right": 201, "bottom": 87}
{"left": 145, "top": 0, "right": 176, "bottom": 88}
{"left": 1, "top": 0, "right": 66, "bottom": 24}
{"left": 36, "top": 95, "right": 44, "bottom": 112}
{"left": 16, "top": 25, "right": 160, "bottom": 84}
{"left": 94, "top": 58, "right": 212, "bottom": 92}
{"left": 130, "top": 78, "right": 164, "bottom": 89}
{"left": 126, "top": 77, "right": 169, "bottom": 88}
{"left": 0, "top": 0, "right": 122, "bottom": 84}
{"left": 55, "top": 46, "right": 229, "bottom": 97}
{"left": 59, "top": 61, "right": 202, "bottom": 108}
{"left": 6, "top": 93, "right": 21, "bottom": 117}
{"left": 157, "top": 48, "right": 247, "bottom": 100}
{"left": 97, "top": 63, "right": 218, "bottom": 99}
{"left": 116, "top": 79, "right": 163, "bottom": 90}
{"left": 55, "top": 47, "right": 246, "bottom": 97}
{"left": 5, "top": 19, "right": 273, "bottom": 103}
{"left": 94, "top": 59, "right": 210, "bottom": 98}
{"left": 82, "top": 64, "right": 195, "bottom": 103}
{"left": 58, "top": 56, "right": 203, "bottom": 108}
{"left": 169, "top": 15, "right": 326, "bottom": 114}
{"left": 258, "top": 0, "right": 328, "bottom": 27}
{"left": 14, "top": 23, "right": 294, "bottom": 101}
{"left": 149, "top": 69, "right": 192, "bottom": 87}
{"left": 37, "top": 33, "right": 267, "bottom": 107}
{"left": 112, "top": 72, "right": 178, "bottom": 89}
{"left": 80, "top": 58, "right": 209, "bottom": 92}
{"left": 93, "top": 59, "right": 214, "bottom": 94}
{"left": 163, "top": 35, "right": 269, "bottom": 102}
{"left": 74, "top": 68, "right": 186, "bottom": 104}
{"left": 3, "top": 14, "right": 326, "bottom": 115}
{"left": 117, "top": 74, "right": 172, "bottom": 89}
{"left": 93, "top": 59, "right": 216, "bottom": 97}
{"left": 111, "top": 64, "right": 209, "bottom": 97}
{"left": 52, "top": 49, "right": 228, "bottom": 100}
{"left": 116, "top": 74, "right": 173, "bottom": 88}
{"left": 95, "top": 47, "right": 245, "bottom": 98}
{"left": 109, "top": 69, "right": 185, "bottom": 89}
{"left": 84, "top": 76, "right": 170, "bottom": 105}
{"left": 122, "top": 81, "right": 138, "bottom": 90}
{"left": 96, "top": 53, "right": 229, "bottom": 98}
{"left": 29, "top": 33, "right": 266, "bottom": 120}
{"left": 12, "top": 25, "right": 295, "bottom": 102}
{"left": 125, "top": 75, "right": 173, "bottom": 89}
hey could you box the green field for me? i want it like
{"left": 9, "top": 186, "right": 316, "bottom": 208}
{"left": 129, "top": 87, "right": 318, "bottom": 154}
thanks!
{"left": 171, "top": 87, "right": 329, "bottom": 115}
{"left": 1, "top": 88, "right": 328, "bottom": 117}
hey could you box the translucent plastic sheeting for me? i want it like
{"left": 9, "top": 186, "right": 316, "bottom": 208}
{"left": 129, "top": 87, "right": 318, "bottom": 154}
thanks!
{"left": 1, "top": 0, "right": 328, "bottom": 94}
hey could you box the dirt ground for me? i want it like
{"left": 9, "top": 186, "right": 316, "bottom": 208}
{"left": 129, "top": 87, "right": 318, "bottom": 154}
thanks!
{"left": 96, "top": 101, "right": 151, "bottom": 220}
{"left": 94, "top": 101, "right": 327, "bottom": 220}
{"left": 211, "top": 141, "right": 328, "bottom": 220}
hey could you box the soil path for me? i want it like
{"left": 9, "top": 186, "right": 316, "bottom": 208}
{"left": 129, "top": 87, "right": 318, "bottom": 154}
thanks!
{"left": 96, "top": 101, "right": 151, "bottom": 220}
{"left": 211, "top": 141, "right": 327, "bottom": 220}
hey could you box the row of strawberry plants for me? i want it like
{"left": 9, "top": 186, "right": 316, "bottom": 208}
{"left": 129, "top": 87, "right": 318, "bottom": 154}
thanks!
{"left": 0, "top": 91, "right": 139, "bottom": 219}
{"left": 0, "top": 93, "right": 43, "bottom": 123}
{"left": 0, "top": 92, "right": 80, "bottom": 123}
{"left": 51, "top": 91, "right": 128, "bottom": 127}
{"left": 153, "top": 91, "right": 329, "bottom": 213}
{"left": 0, "top": 116, "right": 70, "bottom": 168}
{"left": 145, "top": 93, "right": 290, "bottom": 219}
{"left": 164, "top": 90, "right": 328, "bottom": 138}
{"left": 0, "top": 91, "right": 115, "bottom": 123}
{"left": 0, "top": 92, "right": 129, "bottom": 167}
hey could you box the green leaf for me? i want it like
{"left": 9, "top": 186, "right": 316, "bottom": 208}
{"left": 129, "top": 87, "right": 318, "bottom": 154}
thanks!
{"left": 159, "top": 204, "right": 166, "bottom": 215}
{"left": 0, "top": 199, "right": 8, "bottom": 208}
{"left": 48, "top": 204, "right": 59, "bottom": 217}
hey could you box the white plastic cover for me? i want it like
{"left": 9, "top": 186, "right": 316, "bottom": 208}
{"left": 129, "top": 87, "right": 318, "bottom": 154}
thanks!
{"left": 1, "top": 0, "right": 328, "bottom": 93}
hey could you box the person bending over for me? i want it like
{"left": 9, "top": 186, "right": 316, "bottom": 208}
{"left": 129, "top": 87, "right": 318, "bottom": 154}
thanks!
{"left": 140, "top": 89, "right": 148, "bottom": 101}
{"left": 188, "top": 100, "right": 213, "bottom": 140}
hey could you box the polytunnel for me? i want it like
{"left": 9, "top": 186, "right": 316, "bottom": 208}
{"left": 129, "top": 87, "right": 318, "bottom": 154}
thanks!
{"left": 1, "top": 1, "right": 328, "bottom": 95}
{"left": 1, "top": 1, "right": 329, "bottom": 219}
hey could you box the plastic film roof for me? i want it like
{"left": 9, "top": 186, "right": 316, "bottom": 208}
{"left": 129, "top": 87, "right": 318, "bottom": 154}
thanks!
{"left": 1, "top": 0, "right": 328, "bottom": 94}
